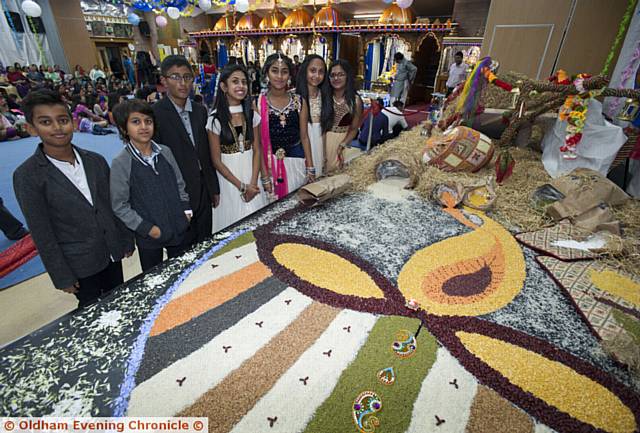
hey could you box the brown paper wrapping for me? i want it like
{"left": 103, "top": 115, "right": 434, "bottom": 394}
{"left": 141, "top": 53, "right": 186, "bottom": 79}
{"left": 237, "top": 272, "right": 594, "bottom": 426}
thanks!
{"left": 297, "top": 174, "right": 351, "bottom": 207}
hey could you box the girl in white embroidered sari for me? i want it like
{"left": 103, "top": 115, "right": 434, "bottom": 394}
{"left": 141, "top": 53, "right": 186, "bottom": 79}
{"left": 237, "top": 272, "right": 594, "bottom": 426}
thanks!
{"left": 207, "top": 64, "right": 267, "bottom": 233}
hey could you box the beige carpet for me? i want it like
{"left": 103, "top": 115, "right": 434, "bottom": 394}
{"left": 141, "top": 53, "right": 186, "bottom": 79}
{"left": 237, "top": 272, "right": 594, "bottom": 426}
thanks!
{"left": 0, "top": 254, "right": 143, "bottom": 347}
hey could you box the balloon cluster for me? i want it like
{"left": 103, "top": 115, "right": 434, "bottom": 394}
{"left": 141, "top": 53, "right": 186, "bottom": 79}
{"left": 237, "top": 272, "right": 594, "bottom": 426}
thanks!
{"left": 113, "top": 0, "right": 261, "bottom": 25}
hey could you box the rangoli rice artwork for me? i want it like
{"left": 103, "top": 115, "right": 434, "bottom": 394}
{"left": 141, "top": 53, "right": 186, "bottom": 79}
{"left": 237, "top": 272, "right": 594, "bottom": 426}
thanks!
{"left": 1, "top": 181, "right": 639, "bottom": 433}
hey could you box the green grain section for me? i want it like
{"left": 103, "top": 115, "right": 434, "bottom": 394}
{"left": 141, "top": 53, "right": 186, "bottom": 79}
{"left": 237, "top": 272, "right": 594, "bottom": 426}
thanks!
{"left": 303, "top": 316, "right": 437, "bottom": 433}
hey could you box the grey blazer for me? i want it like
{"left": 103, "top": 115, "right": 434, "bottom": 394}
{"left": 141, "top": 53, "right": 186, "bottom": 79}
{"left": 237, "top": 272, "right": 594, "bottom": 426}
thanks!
{"left": 13, "top": 145, "right": 134, "bottom": 289}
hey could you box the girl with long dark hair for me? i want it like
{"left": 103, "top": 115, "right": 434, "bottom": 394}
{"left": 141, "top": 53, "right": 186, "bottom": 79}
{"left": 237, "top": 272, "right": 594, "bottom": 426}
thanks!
{"left": 206, "top": 64, "right": 267, "bottom": 232}
{"left": 296, "top": 54, "right": 332, "bottom": 177}
{"left": 258, "top": 53, "right": 314, "bottom": 199}
{"left": 323, "top": 59, "right": 363, "bottom": 173}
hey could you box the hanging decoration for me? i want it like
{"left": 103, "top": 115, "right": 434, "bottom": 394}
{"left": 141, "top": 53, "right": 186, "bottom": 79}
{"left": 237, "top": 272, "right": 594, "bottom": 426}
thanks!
{"left": 131, "top": 0, "right": 154, "bottom": 11}
{"left": 248, "top": 0, "right": 264, "bottom": 12}
{"left": 212, "top": 0, "right": 235, "bottom": 7}
{"left": 279, "top": 0, "right": 305, "bottom": 9}
{"left": 555, "top": 72, "right": 598, "bottom": 159}
{"left": 26, "top": 15, "right": 47, "bottom": 66}
{"left": 155, "top": 14, "right": 168, "bottom": 27}
{"left": 456, "top": 56, "right": 493, "bottom": 124}
{"left": 397, "top": 0, "right": 413, "bottom": 8}
{"left": 114, "top": 0, "right": 203, "bottom": 14}
{"left": 167, "top": 6, "right": 180, "bottom": 19}
{"left": 127, "top": 12, "right": 141, "bottom": 25}
{"left": 2, "top": 0, "right": 21, "bottom": 49}
{"left": 198, "top": 0, "right": 212, "bottom": 10}
{"left": 179, "top": 4, "right": 196, "bottom": 17}
{"left": 602, "top": 0, "right": 638, "bottom": 77}
{"left": 236, "top": 0, "right": 249, "bottom": 13}
{"left": 20, "top": 0, "right": 41, "bottom": 17}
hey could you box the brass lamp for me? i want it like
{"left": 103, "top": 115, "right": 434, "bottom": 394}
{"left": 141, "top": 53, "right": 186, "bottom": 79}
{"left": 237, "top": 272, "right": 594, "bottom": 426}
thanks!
{"left": 617, "top": 98, "right": 640, "bottom": 122}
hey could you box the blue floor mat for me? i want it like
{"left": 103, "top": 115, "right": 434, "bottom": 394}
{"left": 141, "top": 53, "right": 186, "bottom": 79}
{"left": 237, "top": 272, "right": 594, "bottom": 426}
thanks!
{"left": 0, "top": 132, "right": 124, "bottom": 290}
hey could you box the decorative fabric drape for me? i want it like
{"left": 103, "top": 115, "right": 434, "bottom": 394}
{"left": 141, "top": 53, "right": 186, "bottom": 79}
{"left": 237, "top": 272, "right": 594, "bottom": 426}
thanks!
{"left": 603, "top": 0, "right": 640, "bottom": 118}
{"left": 217, "top": 41, "right": 228, "bottom": 68}
{"left": 365, "top": 43, "right": 373, "bottom": 90}
{"left": 0, "top": 0, "right": 54, "bottom": 67}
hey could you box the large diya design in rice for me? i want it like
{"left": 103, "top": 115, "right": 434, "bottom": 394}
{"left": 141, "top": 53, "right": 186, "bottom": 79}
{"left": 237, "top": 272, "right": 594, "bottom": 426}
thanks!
{"left": 423, "top": 126, "right": 495, "bottom": 172}
{"left": 255, "top": 198, "right": 640, "bottom": 433}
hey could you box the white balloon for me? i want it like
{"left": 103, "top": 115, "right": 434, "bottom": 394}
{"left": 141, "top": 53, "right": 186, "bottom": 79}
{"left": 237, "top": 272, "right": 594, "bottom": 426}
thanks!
{"left": 21, "top": 0, "right": 42, "bottom": 18}
{"left": 236, "top": 0, "right": 249, "bottom": 13}
{"left": 397, "top": 0, "right": 414, "bottom": 8}
{"left": 198, "top": 0, "right": 212, "bottom": 11}
{"left": 167, "top": 6, "right": 180, "bottom": 19}
{"left": 156, "top": 15, "right": 168, "bottom": 27}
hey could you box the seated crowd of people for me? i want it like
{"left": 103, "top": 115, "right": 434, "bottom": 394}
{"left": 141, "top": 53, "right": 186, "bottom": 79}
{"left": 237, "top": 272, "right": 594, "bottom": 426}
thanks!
{"left": 0, "top": 61, "right": 139, "bottom": 141}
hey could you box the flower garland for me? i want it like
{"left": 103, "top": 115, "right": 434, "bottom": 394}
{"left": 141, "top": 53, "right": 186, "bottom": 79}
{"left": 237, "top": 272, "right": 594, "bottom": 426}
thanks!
{"left": 555, "top": 72, "right": 594, "bottom": 159}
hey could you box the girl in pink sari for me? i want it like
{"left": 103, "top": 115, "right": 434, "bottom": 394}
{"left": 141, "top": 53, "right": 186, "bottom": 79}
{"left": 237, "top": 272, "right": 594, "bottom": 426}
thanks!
{"left": 258, "top": 53, "right": 314, "bottom": 200}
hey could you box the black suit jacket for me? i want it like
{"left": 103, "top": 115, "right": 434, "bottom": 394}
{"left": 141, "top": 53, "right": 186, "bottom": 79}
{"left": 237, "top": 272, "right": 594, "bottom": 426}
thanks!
{"left": 152, "top": 97, "right": 219, "bottom": 212}
{"left": 13, "top": 145, "right": 134, "bottom": 289}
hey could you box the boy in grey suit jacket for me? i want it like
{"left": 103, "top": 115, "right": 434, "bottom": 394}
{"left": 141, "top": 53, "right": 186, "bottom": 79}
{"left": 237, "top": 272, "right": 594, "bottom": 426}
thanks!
{"left": 13, "top": 89, "right": 134, "bottom": 307}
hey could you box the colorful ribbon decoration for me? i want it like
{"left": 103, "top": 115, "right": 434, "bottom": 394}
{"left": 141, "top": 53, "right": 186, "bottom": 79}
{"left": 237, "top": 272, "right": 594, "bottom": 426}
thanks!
{"left": 2, "top": 0, "right": 21, "bottom": 50}
{"left": 26, "top": 15, "right": 47, "bottom": 67}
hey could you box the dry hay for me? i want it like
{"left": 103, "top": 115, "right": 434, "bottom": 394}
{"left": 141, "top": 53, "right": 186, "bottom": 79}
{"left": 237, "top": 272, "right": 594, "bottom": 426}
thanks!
{"left": 481, "top": 71, "right": 530, "bottom": 109}
{"left": 602, "top": 337, "right": 640, "bottom": 379}
{"left": 345, "top": 125, "right": 426, "bottom": 191}
{"left": 608, "top": 200, "right": 640, "bottom": 274}
{"left": 413, "top": 147, "right": 552, "bottom": 231}
{"left": 342, "top": 128, "right": 640, "bottom": 276}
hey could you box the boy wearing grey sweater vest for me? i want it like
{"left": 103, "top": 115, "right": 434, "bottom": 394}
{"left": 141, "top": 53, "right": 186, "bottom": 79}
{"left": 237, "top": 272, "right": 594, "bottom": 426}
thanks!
{"left": 110, "top": 100, "right": 191, "bottom": 272}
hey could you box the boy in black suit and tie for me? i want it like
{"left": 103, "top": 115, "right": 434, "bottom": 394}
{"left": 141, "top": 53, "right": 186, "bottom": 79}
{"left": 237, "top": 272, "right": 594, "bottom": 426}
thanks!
{"left": 152, "top": 55, "right": 220, "bottom": 248}
{"left": 13, "top": 89, "right": 134, "bottom": 307}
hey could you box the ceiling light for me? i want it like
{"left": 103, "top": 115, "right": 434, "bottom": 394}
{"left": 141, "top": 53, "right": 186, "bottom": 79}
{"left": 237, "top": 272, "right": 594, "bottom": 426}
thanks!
{"left": 353, "top": 13, "right": 380, "bottom": 19}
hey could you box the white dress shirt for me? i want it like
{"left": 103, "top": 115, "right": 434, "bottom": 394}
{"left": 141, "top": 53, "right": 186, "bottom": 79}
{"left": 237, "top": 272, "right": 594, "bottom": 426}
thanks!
{"left": 46, "top": 149, "right": 93, "bottom": 206}
{"left": 447, "top": 62, "right": 468, "bottom": 88}
{"left": 170, "top": 96, "right": 196, "bottom": 147}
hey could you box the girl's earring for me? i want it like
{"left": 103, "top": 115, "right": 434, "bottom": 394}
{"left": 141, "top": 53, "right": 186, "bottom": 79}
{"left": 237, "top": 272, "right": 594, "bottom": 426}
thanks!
{"left": 287, "top": 78, "right": 291, "bottom": 86}
{"left": 265, "top": 76, "right": 270, "bottom": 85}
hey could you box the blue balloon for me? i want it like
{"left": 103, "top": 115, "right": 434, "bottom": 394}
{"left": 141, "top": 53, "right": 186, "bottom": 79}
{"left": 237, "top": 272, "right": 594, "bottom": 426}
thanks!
{"left": 127, "top": 13, "right": 141, "bottom": 25}
{"left": 132, "top": 0, "right": 153, "bottom": 11}
{"left": 158, "top": 0, "right": 188, "bottom": 10}
{"left": 383, "top": 0, "right": 393, "bottom": 3}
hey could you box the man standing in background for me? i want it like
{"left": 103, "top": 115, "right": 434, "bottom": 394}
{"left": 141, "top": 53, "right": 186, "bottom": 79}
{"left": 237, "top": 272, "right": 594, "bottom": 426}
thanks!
{"left": 446, "top": 51, "right": 467, "bottom": 95}
{"left": 390, "top": 52, "right": 417, "bottom": 105}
